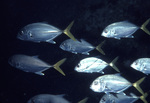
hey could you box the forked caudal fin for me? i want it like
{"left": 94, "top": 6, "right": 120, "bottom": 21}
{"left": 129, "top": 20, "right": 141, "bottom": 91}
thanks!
{"left": 96, "top": 40, "right": 105, "bottom": 55}
{"left": 53, "top": 58, "right": 67, "bottom": 76}
{"left": 133, "top": 77, "right": 146, "bottom": 95}
{"left": 109, "top": 56, "right": 120, "bottom": 72}
{"left": 140, "top": 92, "right": 148, "bottom": 103}
{"left": 140, "top": 18, "right": 150, "bottom": 35}
{"left": 78, "top": 97, "right": 88, "bottom": 103}
{"left": 63, "top": 21, "right": 77, "bottom": 41}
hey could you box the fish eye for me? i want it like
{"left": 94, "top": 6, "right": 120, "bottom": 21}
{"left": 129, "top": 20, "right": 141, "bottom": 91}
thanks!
{"left": 20, "top": 31, "right": 24, "bottom": 35}
{"left": 29, "top": 33, "right": 33, "bottom": 37}
{"left": 104, "top": 29, "right": 108, "bottom": 33}
{"left": 77, "top": 64, "right": 80, "bottom": 68}
{"left": 94, "top": 81, "right": 98, "bottom": 85}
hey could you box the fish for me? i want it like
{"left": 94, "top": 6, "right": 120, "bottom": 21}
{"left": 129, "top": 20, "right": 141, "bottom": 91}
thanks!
{"left": 74, "top": 56, "right": 120, "bottom": 73}
{"left": 8, "top": 54, "right": 66, "bottom": 76}
{"left": 99, "top": 92, "right": 148, "bottom": 103}
{"left": 27, "top": 94, "right": 88, "bottom": 103}
{"left": 60, "top": 39, "right": 105, "bottom": 55}
{"left": 101, "top": 18, "right": 150, "bottom": 39}
{"left": 90, "top": 74, "right": 145, "bottom": 95}
{"left": 27, "top": 94, "right": 70, "bottom": 103}
{"left": 131, "top": 58, "right": 150, "bottom": 75}
{"left": 17, "top": 21, "right": 76, "bottom": 44}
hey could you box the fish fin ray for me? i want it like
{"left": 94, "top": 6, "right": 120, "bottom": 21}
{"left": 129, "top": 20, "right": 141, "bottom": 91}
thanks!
{"left": 95, "top": 40, "right": 105, "bottom": 55}
{"left": 140, "top": 18, "right": 150, "bottom": 35}
{"left": 63, "top": 21, "right": 77, "bottom": 41}
{"left": 109, "top": 56, "right": 120, "bottom": 72}
{"left": 53, "top": 58, "right": 66, "bottom": 76}
{"left": 78, "top": 97, "right": 88, "bottom": 103}
{"left": 133, "top": 77, "right": 145, "bottom": 95}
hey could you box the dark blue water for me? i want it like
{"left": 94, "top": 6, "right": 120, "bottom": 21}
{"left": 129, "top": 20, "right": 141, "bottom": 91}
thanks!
{"left": 2, "top": 0, "right": 150, "bottom": 103}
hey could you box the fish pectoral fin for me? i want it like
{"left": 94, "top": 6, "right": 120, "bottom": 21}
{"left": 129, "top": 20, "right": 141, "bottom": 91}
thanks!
{"left": 35, "top": 72, "right": 44, "bottom": 76}
{"left": 63, "top": 21, "right": 77, "bottom": 41}
{"left": 46, "top": 39, "right": 56, "bottom": 44}
{"left": 95, "top": 40, "right": 105, "bottom": 55}
{"left": 53, "top": 58, "right": 67, "bottom": 76}
{"left": 77, "top": 97, "right": 88, "bottom": 103}
{"left": 133, "top": 77, "right": 146, "bottom": 95}
{"left": 140, "top": 18, "right": 150, "bottom": 35}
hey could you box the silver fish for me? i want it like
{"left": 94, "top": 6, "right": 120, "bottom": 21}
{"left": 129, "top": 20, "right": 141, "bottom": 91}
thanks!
{"left": 90, "top": 74, "right": 145, "bottom": 95}
{"left": 99, "top": 93, "right": 148, "bottom": 103}
{"left": 74, "top": 57, "right": 120, "bottom": 73}
{"left": 131, "top": 58, "right": 150, "bottom": 75}
{"left": 60, "top": 39, "right": 105, "bottom": 55}
{"left": 27, "top": 94, "right": 70, "bottom": 103}
{"left": 8, "top": 54, "right": 66, "bottom": 76}
{"left": 17, "top": 21, "right": 76, "bottom": 44}
{"left": 100, "top": 93, "right": 138, "bottom": 103}
{"left": 101, "top": 18, "right": 150, "bottom": 39}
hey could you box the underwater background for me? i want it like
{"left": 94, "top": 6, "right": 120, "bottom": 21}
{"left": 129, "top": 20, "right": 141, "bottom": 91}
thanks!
{"left": 2, "top": 0, "right": 150, "bottom": 103}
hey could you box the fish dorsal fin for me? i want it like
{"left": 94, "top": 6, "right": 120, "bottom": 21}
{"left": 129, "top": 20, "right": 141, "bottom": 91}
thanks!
{"left": 56, "top": 94, "right": 65, "bottom": 97}
{"left": 78, "top": 97, "right": 88, "bottom": 103}
{"left": 114, "top": 73, "right": 121, "bottom": 76}
{"left": 80, "top": 39, "right": 92, "bottom": 46}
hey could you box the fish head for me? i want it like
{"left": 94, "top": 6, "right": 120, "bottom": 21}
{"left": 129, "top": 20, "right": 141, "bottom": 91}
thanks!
{"left": 8, "top": 55, "right": 21, "bottom": 69}
{"left": 60, "top": 41, "right": 72, "bottom": 51}
{"left": 101, "top": 27, "right": 116, "bottom": 38}
{"left": 131, "top": 59, "right": 143, "bottom": 71}
{"left": 90, "top": 77, "right": 105, "bottom": 93}
{"left": 74, "top": 63, "right": 87, "bottom": 72}
{"left": 17, "top": 28, "right": 34, "bottom": 41}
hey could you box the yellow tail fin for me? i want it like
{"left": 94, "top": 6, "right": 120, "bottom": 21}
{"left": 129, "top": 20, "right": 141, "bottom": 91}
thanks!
{"left": 133, "top": 77, "right": 145, "bottom": 95}
{"left": 140, "top": 92, "right": 148, "bottom": 103}
{"left": 95, "top": 40, "right": 105, "bottom": 55}
{"left": 140, "top": 18, "right": 150, "bottom": 35}
{"left": 63, "top": 21, "right": 77, "bottom": 41}
{"left": 53, "top": 58, "right": 66, "bottom": 76}
{"left": 78, "top": 97, "right": 88, "bottom": 103}
{"left": 109, "top": 56, "right": 120, "bottom": 72}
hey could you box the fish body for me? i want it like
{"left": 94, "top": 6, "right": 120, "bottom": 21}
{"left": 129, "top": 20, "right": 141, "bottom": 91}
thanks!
{"left": 90, "top": 74, "right": 132, "bottom": 94}
{"left": 101, "top": 21, "right": 139, "bottom": 39}
{"left": 131, "top": 58, "right": 150, "bottom": 75}
{"left": 8, "top": 54, "right": 66, "bottom": 76}
{"left": 17, "top": 23, "right": 62, "bottom": 44}
{"left": 60, "top": 39, "right": 95, "bottom": 55}
{"left": 27, "top": 94, "right": 70, "bottom": 103}
{"left": 99, "top": 93, "right": 139, "bottom": 103}
{"left": 74, "top": 57, "right": 108, "bottom": 73}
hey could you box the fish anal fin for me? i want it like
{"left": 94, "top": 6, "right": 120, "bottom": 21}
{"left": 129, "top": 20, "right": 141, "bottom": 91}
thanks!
{"left": 53, "top": 58, "right": 66, "bottom": 76}
{"left": 63, "top": 21, "right": 77, "bottom": 41}
{"left": 78, "top": 97, "right": 88, "bottom": 103}
{"left": 46, "top": 39, "right": 56, "bottom": 44}
{"left": 133, "top": 77, "right": 146, "bottom": 95}
{"left": 35, "top": 72, "right": 45, "bottom": 76}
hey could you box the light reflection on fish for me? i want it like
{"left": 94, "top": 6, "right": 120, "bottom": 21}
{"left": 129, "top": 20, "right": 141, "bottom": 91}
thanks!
{"left": 17, "top": 21, "right": 76, "bottom": 44}
{"left": 101, "top": 18, "right": 150, "bottom": 39}
{"left": 60, "top": 39, "right": 105, "bottom": 55}
{"left": 74, "top": 56, "right": 120, "bottom": 73}
{"left": 90, "top": 74, "right": 145, "bottom": 95}
{"left": 131, "top": 58, "right": 150, "bottom": 75}
{"left": 8, "top": 54, "right": 66, "bottom": 76}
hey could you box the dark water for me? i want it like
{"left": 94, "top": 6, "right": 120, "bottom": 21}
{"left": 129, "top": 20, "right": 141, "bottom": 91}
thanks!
{"left": 2, "top": 0, "right": 150, "bottom": 103}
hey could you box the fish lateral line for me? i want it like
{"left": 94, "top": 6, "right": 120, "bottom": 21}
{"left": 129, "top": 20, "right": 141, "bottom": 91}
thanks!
{"left": 109, "top": 56, "right": 120, "bottom": 72}
{"left": 53, "top": 58, "right": 67, "bottom": 76}
{"left": 132, "top": 77, "right": 146, "bottom": 95}
{"left": 95, "top": 40, "right": 105, "bottom": 55}
{"left": 63, "top": 21, "right": 77, "bottom": 41}
{"left": 140, "top": 18, "right": 150, "bottom": 35}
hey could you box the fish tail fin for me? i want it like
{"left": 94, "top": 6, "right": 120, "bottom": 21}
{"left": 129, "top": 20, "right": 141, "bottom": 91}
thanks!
{"left": 78, "top": 97, "right": 88, "bottom": 103}
{"left": 133, "top": 77, "right": 146, "bottom": 95}
{"left": 140, "top": 92, "right": 148, "bottom": 103}
{"left": 109, "top": 56, "right": 120, "bottom": 72}
{"left": 140, "top": 18, "right": 150, "bottom": 35}
{"left": 95, "top": 40, "right": 105, "bottom": 55}
{"left": 63, "top": 21, "right": 77, "bottom": 41}
{"left": 53, "top": 58, "right": 67, "bottom": 76}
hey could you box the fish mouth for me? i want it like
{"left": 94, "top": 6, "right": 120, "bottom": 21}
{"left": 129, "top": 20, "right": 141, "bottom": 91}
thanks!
{"left": 17, "top": 35, "right": 24, "bottom": 40}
